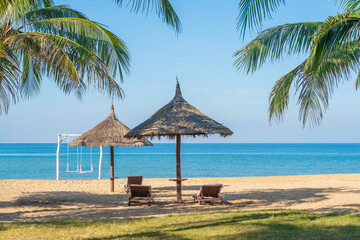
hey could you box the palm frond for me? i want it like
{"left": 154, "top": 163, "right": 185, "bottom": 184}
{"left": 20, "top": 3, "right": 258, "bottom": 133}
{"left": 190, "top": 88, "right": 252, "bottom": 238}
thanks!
{"left": 234, "top": 22, "right": 320, "bottom": 73}
{"left": 305, "top": 13, "right": 360, "bottom": 71}
{"left": 23, "top": 5, "right": 88, "bottom": 23}
{"left": 338, "top": 0, "right": 360, "bottom": 11}
{"left": 0, "top": 0, "right": 53, "bottom": 24}
{"left": 237, "top": 0, "right": 285, "bottom": 37}
{"left": 19, "top": 37, "right": 42, "bottom": 99}
{"left": 355, "top": 69, "right": 360, "bottom": 89}
{"left": 270, "top": 40, "right": 360, "bottom": 127}
{"left": 113, "top": 0, "right": 182, "bottom": 34}
{"left": 296, "top": 72, "right": 327, "bottom": 127}
{"left": 15, "top": 16, "right": 130, "bottom": 81}
{"left": 0, "top": 41, "right": 20, "bottom": 114}
{"left": 13, "top": 32, "right": 124, "bottom": 98}
{"left": 269, "top": 61, "right": 305, "bottom": 123}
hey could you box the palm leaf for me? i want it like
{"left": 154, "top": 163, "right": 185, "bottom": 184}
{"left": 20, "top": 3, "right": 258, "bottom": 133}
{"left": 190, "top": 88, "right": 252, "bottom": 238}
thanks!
{"left": 237, "top": 0, "right": 285, "bottom": 37}
{"left": 269, "top": 61, "right": 305, "bottom": 123}
{"left": 13, "top": 32, "right": 124, "bottom": 98}
{"left": 0, "top": 0, "right": 52, "bottom": 24}
{"left": 270, "top": 40, "right": 360, "bottom": 127}
{"left": 16, "top": 16, "right": 130, "bottom": 81}
{"left": 234, "top": 22, "right": 321, "bottom": 73}
{"left": 338, "top": 0, "right": 360, "bottom": 11}
{"left": 113, "top": 0, "right": 182, "bottom": 34}
{"left": 0, "top": 41, "right": 20, "bottom": 114}
{"left": 305, "top": 13, "right": 360, "bottom": 71}
{"left": 23, "top": 5, "right": 88, "bottom": 23}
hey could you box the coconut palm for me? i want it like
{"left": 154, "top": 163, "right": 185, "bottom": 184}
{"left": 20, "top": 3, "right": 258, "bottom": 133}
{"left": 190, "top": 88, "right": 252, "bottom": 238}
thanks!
{"left": 0, "top": 0, "right": 181, "bottom": 115}
{"left": 235, "top": 1, "right": 360, "bottom": 127}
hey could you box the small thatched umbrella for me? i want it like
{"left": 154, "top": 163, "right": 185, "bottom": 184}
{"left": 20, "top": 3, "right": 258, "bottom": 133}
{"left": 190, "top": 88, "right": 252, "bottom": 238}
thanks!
{"left": 126, "top": 80, "right": 233, "bottom": 202}
{"left": 69, "top": 105, "right": 152, "bottom": 192}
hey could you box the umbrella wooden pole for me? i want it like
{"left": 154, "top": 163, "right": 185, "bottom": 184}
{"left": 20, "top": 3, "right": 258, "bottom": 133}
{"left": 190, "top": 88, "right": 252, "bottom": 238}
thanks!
{"left": 110, "top": 146, "right": 115, "bottom": 192}
{"left": 176, "top": 134, "right": 182, "bottom": 202}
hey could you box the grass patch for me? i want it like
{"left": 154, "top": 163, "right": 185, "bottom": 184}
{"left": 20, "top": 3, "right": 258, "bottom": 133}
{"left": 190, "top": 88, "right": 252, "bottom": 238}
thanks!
{"left": 1, "top": 210, "right": 360, "bottom": 239}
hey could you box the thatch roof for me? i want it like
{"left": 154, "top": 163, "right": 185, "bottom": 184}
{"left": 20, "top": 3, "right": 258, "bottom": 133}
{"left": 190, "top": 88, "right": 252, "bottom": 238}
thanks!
{"left": 125, "top": 81, "right": 233, "bottom": 139}
{"left": 69, "top": 105, "right": 152, "bottom": 147}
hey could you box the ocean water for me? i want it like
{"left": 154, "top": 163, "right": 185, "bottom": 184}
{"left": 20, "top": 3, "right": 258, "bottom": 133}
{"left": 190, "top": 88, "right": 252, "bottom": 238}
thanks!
{"left": 0, "top": 143, "right": 360, "bottom": 180}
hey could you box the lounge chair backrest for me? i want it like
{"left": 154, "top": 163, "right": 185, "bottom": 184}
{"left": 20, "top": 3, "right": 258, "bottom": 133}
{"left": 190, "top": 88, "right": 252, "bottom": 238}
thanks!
{"left": 127, "top": 176, "right": 143, "bottom": 185}
{"left": 200, "top": 184, "right": 223, "bottom": 198}
{"left": 130, "top": 185, "right": 151, "bottom": 198}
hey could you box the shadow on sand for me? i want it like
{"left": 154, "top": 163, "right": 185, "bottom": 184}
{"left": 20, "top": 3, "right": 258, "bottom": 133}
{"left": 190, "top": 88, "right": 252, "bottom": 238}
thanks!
{"left": 1, "top": 187, "right": 359, "bottom": 222}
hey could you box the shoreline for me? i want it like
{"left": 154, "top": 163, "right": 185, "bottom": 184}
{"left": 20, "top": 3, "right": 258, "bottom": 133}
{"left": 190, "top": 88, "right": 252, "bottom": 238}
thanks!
{"left": 1, "top": 173, "right": 360, "bottom": 222}
{"left": 2, "top": 172, "right": 360, "bottom": 181}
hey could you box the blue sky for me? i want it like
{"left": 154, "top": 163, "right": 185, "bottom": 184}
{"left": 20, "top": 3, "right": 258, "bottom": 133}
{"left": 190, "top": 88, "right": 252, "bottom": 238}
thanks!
{"left": 1, "top": 0, "right": 359, "bottom": 143}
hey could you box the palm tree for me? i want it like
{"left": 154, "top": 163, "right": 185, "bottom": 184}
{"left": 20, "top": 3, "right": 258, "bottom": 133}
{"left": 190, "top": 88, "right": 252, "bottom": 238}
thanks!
{"left": 235, "top": 1, "right": 360, "bottom": 127}
{"left": 0, "top": 0, "right": 181, "bottom": 115}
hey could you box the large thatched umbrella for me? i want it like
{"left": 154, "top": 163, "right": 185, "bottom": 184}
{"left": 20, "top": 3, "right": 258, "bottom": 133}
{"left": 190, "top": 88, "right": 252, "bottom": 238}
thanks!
{"left": 126, "top": 80, "right": 233, "bottom": 202}
{"left": 69, "top": 105, "right": 152, "bottom": 192}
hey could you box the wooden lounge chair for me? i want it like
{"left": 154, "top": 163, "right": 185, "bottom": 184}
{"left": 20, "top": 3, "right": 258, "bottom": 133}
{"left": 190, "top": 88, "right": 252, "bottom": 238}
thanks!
{"left": 124, "top": 176, "right": 143, "bottom": 193}
{"left": 193, "top": 184, "right": 223, "bottom": 205}
{"left": 128, "top": 185, "right": 154, "bottom": 206}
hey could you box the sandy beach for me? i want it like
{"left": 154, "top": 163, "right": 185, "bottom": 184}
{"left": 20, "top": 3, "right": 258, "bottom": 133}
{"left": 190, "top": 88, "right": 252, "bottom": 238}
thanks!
{"left": 1, "top": 174, "right": 360, "bottom": 222}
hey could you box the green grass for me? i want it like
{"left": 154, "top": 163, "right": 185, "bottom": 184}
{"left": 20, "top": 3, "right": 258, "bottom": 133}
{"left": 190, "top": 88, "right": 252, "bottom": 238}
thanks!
{"left": 1, "top": 210, "right": 360, "bottom": 239}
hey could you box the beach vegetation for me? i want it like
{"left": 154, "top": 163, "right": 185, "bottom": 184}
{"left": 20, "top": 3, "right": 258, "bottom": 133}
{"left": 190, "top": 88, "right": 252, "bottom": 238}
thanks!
{"left": 237, "top": 0, "right": 356, "bottom": 36}
{"left": 235, "top": 0, "right": 360, "bottom": 127}
{"left": 0, "top": 0, "right": 180, "bottom": 115}
{"left": 111, "top": 0, "right": 182, "bottom": 34}
{"left": 1, "top": 210, "right": 360, "bottom": 239}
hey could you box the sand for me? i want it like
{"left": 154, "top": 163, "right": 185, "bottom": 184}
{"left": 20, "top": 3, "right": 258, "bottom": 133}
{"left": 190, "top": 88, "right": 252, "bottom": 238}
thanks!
{"left": 1, "top": 174, "right": 360, "bottom": 222}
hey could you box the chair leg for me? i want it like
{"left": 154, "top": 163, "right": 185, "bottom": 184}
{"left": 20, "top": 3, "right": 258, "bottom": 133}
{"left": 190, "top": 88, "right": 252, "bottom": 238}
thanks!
{"left": 128, "top": 201, "right": 131, "bottom": 206}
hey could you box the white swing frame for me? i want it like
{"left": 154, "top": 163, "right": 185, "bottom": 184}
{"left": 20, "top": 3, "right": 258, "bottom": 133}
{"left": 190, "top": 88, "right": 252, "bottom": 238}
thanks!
{"left": 56, "top": 134, "right": 103, "bottom": 180}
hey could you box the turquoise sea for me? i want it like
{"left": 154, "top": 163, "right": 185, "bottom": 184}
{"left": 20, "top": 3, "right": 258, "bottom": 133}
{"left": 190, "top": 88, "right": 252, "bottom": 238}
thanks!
{"left": 0, "top": 143, "right": 360, "bottom": 180}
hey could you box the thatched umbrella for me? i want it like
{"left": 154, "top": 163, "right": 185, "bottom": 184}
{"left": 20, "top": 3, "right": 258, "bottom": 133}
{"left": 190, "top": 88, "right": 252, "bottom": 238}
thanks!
{"left": 69, "top": 105, "right": 152, "bottom": 192}
{"left": 126, "top": 80, "right": 233, "bottom": 202}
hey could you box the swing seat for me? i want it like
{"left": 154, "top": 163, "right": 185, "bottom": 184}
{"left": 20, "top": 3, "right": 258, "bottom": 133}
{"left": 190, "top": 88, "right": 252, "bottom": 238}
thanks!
{"left": 66, "top": 145, "right": 94, "bottom": 174}
{"left": 79, "top": 163, "right": 94, "bottom": 173}
{"left": 57, "top": 134, "right": 99, "bottom": 180}
{"left": 66, "top": 168, "right": 79, "bottom": 173}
